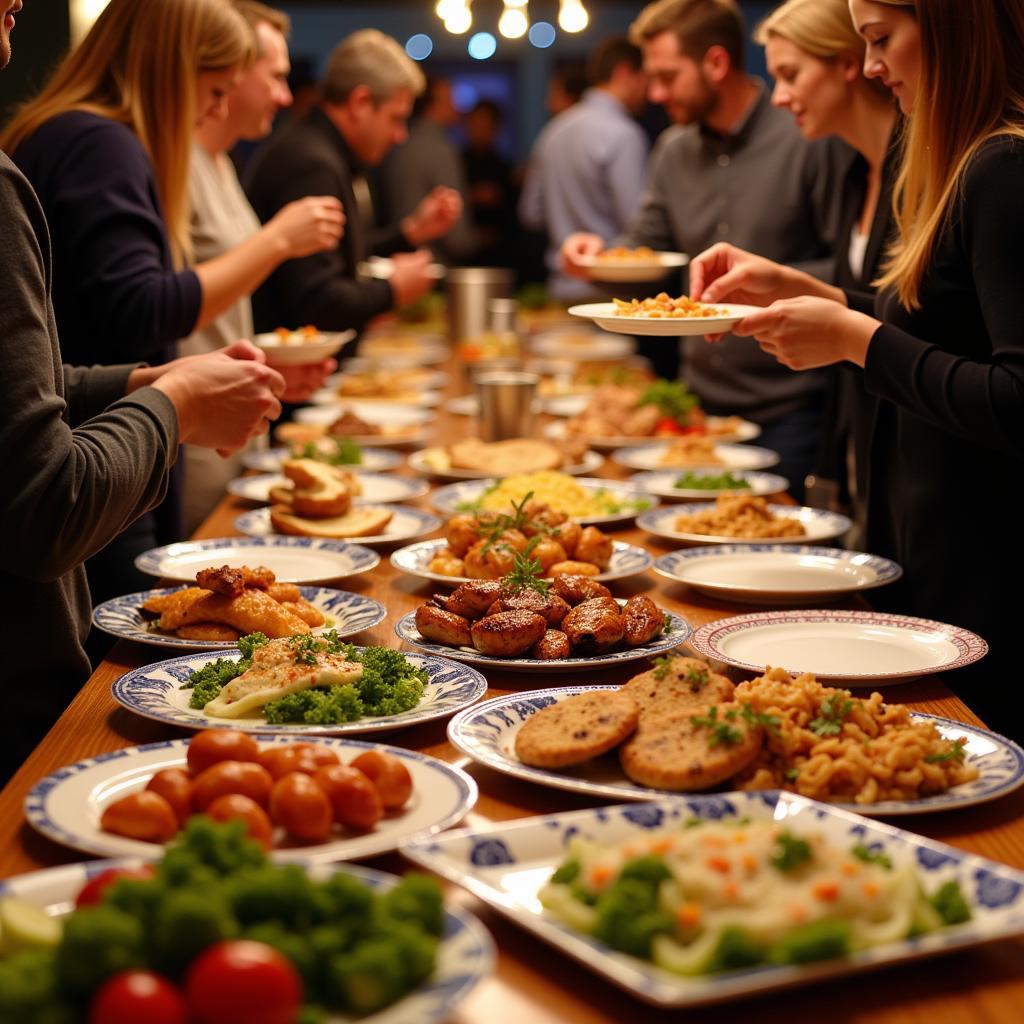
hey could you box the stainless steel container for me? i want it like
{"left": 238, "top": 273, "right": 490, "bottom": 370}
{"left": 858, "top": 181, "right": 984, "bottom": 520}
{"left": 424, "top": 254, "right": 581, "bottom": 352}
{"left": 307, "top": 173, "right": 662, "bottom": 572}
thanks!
{"left": 472, "top": 370, "right": 539, "bottom": 441}
{"left": 446, "top": 267, "right": 513, "bottom": 342}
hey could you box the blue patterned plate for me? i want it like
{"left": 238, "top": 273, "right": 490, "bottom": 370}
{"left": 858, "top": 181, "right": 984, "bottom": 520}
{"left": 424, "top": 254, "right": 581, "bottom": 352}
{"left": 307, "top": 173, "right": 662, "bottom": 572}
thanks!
{"left": 401, "top": 794, "right": 1024, "bottom": 1007}
{"left": 638, "top": 503, "right": 852, "bottom": 545}
{"left": 630, "top": 469, "right": 790, "bottom": 500}
{"left": 395, "top": 609, "right": 691, "bottom": 673}
{"left": 389, "top": 538, "right": 654, "bottom": 587}
{"left": 241, "top": 446, "right": 404, "bottom": 473}
{"left": 446, "top": 686, "right": 1024, "bottom": 816}
{"left": 25, "top": 735, "right": 478, "bottom": 864}
{"left": 93, "top": 586, "right": 387, "bottom": 652}
{"left": 135, "top": 536, "right": 380, "bottom": 584}
{"left": 228, "top": 471, "right": 429, "bottom": 505}
{"left": 235, "top": 506, "right": 442, "bottom": 546}
{"left": 611, "top": 442, "right": 780, "bottom": 470}
{"left": 654, "top": 545, "right": 902, "bottom": 604}
{"left": 111, "top": 648, "right": 488, "bottom": 735}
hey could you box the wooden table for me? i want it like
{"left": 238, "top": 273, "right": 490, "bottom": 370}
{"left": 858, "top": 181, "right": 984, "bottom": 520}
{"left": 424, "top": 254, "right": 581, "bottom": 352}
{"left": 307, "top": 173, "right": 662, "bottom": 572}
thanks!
{"left": 2, "top": 346, "right": 1022, "bottom": 1023}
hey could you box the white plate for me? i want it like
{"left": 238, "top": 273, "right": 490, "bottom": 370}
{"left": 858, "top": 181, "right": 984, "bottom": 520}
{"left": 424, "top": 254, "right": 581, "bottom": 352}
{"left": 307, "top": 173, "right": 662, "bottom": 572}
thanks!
{"left": 691, "top": 609, "right": 989, "bottom": 683}
{"left": 312, "top": 387, "right": 441, "bottom": 408}
{"left": 92, "top": 586, "right": 387, "bottom": 652}
{"left": 444, "top": 394, "right": 590, "bottom": 418}
{"left": 430, "top": 477, "right": 658, "bottom": 526}
{"left": 574, "top": 250, "right": 689, "bottom": 282}
{"left": 389, "top": 538, "right": 654, "bottom": 587}
{"left": 293, "top": 402, "right": 434, "bottom": 428}
{"left": 0, "top": 858, "right": 493, "bottom": 1024}
{"left": 546, "top": 419, "right": 763, "bottom": 449}
{"left": 447, "top": 687, "right": 1024, "bottom": 814}
{"left": 25, "top": 735, "right": 478, "bottom": 864}
{"left": 111, "top": 648, "right": 488, "bottom": 735}
{"left": 242, "top": 446, "right": 404, "bottom": 473}
{"left": 407, "top": 447, "right": 604, "bottom": 481}
{"left": 401, "top": 794, "right": 1024, "bottom": 1008}
{"left": 235, "top": 506, "right": 442, "bottom": 547}
{"left": 394, "top": 607, "right": 691, "bottom": 673}
{"left": 654, "top": 545, "right": 903, "bottom": 604}
{"left": 530, "top": 331, "right": 636, "bottom": 360}
{"left": 630, "top": 469, "right": 790, "bottom": 500}
{"left": 326, "top": 367, "right": 449, "bottom": 391}
{"left": 252, "top": 329, "right": 354, "bottom": 365}
{"left": 358, "top": 256, "right": 446, "bottom": 280}
{"left": 569, "top": 302, "right": 762, "bottom": 337}
{"left": 357, "top": 340, "right": 449, "bottom": 366}
{"left": 228, "top": 472, "right": 429, "bottom": 506}
{"left": 637, "top": 504, "right": 851, "bottom": 545}
{"left": 136, "top": 536, "right": 380, "bottom": 584}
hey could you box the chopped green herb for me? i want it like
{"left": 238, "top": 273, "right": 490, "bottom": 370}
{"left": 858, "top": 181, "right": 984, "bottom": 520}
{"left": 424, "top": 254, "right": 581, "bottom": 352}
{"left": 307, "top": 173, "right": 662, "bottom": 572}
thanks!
{"left": 740, "top": 702, "right": 781, "bottom": 735}
{"left": 924, "top": 743, "right": 967, "bottom": 765}
{"left": 809, "top": 693, "right": 856, "bottom": 737}
{"left": 784, "top": 767, "right": 800, "bottom": 782}
{"left": 770, "top": 831, "right": 813, "bottom": 872}
{"left": 851, "top": 844, "right": 892, "bottom": 870}
{"left": 690, "top": 706, "right": 743, "bottom": 747}
{"left": 503, "top": 550, "right": 551, "bottom": 596}
{"left": 673, "top": 471, "right": 751, "bottom": 491}
{"left": 636, "top": 379, "right": 699, "bottom": 425}
{"left": 299, "top": 436, "right": 363, "bottom": 466}
{"left": 928, "top": 881, "right": 971, "bottom": 926}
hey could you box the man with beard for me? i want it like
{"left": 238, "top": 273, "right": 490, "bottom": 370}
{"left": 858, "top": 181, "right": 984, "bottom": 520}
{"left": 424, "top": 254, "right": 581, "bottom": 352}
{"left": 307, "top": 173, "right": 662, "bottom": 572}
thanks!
{"left": 562, "top": 0, "right": 852, "bottom": 501}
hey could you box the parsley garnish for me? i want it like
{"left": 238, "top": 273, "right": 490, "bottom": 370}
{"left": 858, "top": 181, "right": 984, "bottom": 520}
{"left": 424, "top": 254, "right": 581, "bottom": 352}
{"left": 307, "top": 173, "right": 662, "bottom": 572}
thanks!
{"left": 851, "top": 844, "right": 892, "bottom": 870}
{"left": 771, "top": 831, "right": 813, "bottom": 872}
{"left": 924, "top": 743, "right": 967, "bottom": 765}
{"left": 690, "top": 705, "right": 743, "bottom": 747}
{"left": 673, "top": 470, "right": 751, "bottom": 491}
{"left": 784, "top": 767, "right": 800, "bottom": 782}
{"left": 809, "top": 693, "right": 856, "bottom": 736}
{"left": 740, "top": 701, "right": 781, "bottom": 735}
{"left": 503, "top": 550, "right": 551, "bottom": 596}
{"left": 637, "top": 379, "right": 699, "bottom": 425}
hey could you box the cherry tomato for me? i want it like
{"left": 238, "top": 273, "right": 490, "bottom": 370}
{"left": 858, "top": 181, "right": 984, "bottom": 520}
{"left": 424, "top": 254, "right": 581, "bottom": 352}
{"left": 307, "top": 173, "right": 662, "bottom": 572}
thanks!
{"left": 269, "top": 772, "right": 333, "bottom": 843}
{"left": 205, "top": 794, "right": 274, "bottom": 850}
{"left": 187, "top": 730, "right": 261, "bottom": 776}
{"left": 258, "top": 744, "right": 338, "bottom": 780}
{"left": 313, "top": 765, "right": 383, "bottom": 830}
{"left": 75, "top": 866, "right": 156, "bottom": 908}
{"left": 100, "top": 791, "right": 179, "bottom": 843}
{"left": 348, "top": 751, "right": 413, "bottom": 810}
{"left": 653, "top": 417, "right": 684, "bottom": 435}
{"left": 192, "top": 761, "right": 273, "bottom": 811}
{"left": 296, "top": 743, "right": 340, "bottom": 770}
{"left": 88, "top": 970, "right": 188, "bottom": 1024}
{"left": 185, "top": 941, "right": 301, "bottom": 1024}
{"left": 145, "top": 769, "right": 193, "bottom": 827}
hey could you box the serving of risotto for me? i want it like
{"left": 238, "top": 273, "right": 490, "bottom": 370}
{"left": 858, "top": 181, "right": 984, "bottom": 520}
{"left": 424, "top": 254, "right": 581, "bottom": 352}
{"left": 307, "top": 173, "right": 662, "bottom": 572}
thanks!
{"left": 673, "top": 495, "right": 806, "bottom": 539}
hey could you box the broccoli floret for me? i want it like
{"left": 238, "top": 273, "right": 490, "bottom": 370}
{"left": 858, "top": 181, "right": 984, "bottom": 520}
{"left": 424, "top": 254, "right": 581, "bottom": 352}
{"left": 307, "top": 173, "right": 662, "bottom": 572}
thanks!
{"left": 929, "top": 881, "right": 972, "bottom": 926}
{"left": 327, "top": 932, "right": 432, "bottom": 1016}
{"left": 0, "top": 949, "right": 75, "bottom": 1024}
{"left": 550, "top": 859, "right": 581, "bottom": 885}
{"left": 151, "top": 886, "right": 238, "bottom": 977}
{"left": 371, "top": 919, "right": 437, "bottom": 985}
{"left": 54, "top": 906, "right": 146, "bottom": 996}
{"left": 619, "top": 855, "right": 672, "bottom": 890}
{"left": 101, "top": 874, "right": 166, "bottom": 932}
{"left": 296, "top": 1006, "right": 330, "bottom": 1024}
{"left": 159, "top": 817, "right": 266, "bottom": 883}
{"left": 245, "top": 922, "right": 320, "bottom": 996}
{"left": 591, "top": 879, "right": 674, "bottom": 959}
{"left": 229, "top": 864, "right": 320, "bottom": 929}
{"left": 705, "top": 926, "right": 768, "bottom": 972}
{"left": 377, "top": 874, "right": 444, "bottom": 937}
{"left": 263, "top": 684, "right": 364, "bottom": 725}
{"left": 768, "top": 919, "right": 851, "bottom": 965}
{"left": 353, "top": 647, "right": 428, "bottom": 717}
{"left": 182, "top": 656, "right": 244, "bottom": 707}
{"left": 237, "top": 632, "right": 271, "bottom": 659}
{"left": 316, "top": 873, "right": 375, "bottom": 928}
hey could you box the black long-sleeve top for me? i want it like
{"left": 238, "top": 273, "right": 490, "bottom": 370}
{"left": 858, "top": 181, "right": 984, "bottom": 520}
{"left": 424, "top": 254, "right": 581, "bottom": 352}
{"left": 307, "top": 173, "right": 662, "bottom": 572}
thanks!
{"left": 12, "top": 111, "right": 202, "bottom": 367}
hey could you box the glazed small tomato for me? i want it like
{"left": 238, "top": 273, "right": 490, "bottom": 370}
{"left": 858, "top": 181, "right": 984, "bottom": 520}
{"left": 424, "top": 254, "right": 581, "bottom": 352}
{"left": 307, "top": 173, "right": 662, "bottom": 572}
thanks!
{"left": 295, "top": 744, "right": 340, "bottom": 770}
{"left": 100, "top": 792, "right": 179, "bottom": 843}
{"left": 269, "top": 772, "right": 333, "bottom": 843}
{"left": 313, "top": 765, "right": 383, "bottom": 830}
{"left": 185, "top": 941, "right": 301, "bottom": 1024}
{"left": 76, "top": 866, "right": 156, "bottom": 908}
{"left": 88, "top": 970, "right": 188, "bottom": 1024}
{"left": 204, "top": 794, "right": 274, "bottom": 850}
{"left": 348, "top": 751, "right": 413, "bottom": 810}
{"left": 192, "top": 761, "right": 273, "bottom": 812}
{"left": 186, "top": 730, "right": 261, "bottom": 776}
{"left": 258, "top": 744, "right": 339, "bottom": 780}
{"left": 145, "top": 769, "right": 193, "bottom": 827}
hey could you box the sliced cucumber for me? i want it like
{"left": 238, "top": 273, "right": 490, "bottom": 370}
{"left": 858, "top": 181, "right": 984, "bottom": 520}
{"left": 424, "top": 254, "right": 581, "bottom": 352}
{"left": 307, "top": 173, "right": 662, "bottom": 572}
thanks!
{"left": 0, "top": 896, "right": 63, "bottom": 955}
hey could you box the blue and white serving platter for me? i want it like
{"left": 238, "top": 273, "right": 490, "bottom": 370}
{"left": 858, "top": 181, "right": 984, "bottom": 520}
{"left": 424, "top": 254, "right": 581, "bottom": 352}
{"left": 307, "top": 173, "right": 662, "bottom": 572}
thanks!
{"left": 400, "top": 793, "right": 1024, "bottom": 1007}
{"left": 389, "top": 538, "right": 654, "bottom": 587}
{"left": 241, "top": 445, "right": 404, "bottom": 473}
{"left": 545, "top": 418, "right": 763, "bottom": 449}
{"left": 690, "top": 609, "right": 989, "bottom": 683}
{"left": 611, "top": 442, "right": 780, "bottom": 471}
{"left": 228, "top": 471, "right": 429, "bottom": 506}
{"left": 110, "top": 648, "right": 488, "bottom": 735}
{"left": 630, "top": 469, "right": 790, "bottom": 500}
{"left": 638, "top": 504, "right": 852, "bottom": 545}
{"left": 25, "top": 735, "right": 478, "bottom": 864}
{"left": 654, "top": 545, "right": 903, "bottom": 605}
{"left": 136, "top": 536, "right": 380, "bottom": 585}
{"left": 235, "top": 506, "right": 442, "bottom": 547}
{"left": 93, "top": 586, "right": 387, "bottom": 652}
{"left": 395, "top": 609, "right": 690, "bottom": 673}
{"left": 430, "top": 477, "right": 659, "bottom": 527}
{"left": 0, "top": 857, "right": 493, "bottom": 1024}
{"left": 446, "top": 686, "right": 1024, "bottom": 815}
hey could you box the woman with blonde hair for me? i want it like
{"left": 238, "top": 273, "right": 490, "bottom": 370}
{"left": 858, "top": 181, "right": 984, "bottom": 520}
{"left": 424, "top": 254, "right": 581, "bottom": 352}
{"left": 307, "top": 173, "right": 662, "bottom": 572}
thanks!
{"left": 2, "top": 0, "right": 343, "bottom": 605}
{"left": 689, "top": 0, "right": 1024, "bottom": 741}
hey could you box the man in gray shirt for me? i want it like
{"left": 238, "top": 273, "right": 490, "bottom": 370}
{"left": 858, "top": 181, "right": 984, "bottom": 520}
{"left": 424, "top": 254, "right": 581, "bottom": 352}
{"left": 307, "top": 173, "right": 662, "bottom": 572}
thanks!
{"left": 563, "top": 0, "right": 852, "bottom": 498}
{"left": 520, "top": 36, "right": 649, "bottom": 301}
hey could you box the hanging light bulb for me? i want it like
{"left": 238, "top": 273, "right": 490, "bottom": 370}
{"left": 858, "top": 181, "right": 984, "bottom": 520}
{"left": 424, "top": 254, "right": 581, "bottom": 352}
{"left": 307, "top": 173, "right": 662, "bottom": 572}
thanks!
{"left": 498, "top": 2, "right": 529, "bottom": 39}
{"left": 558, "top": 0, "right": 588, "bottom": 33}
{"left": 445, "top": 1, "right": 473, "bottom": 34}
{"left": 435, "top": 0, "right": 458, "bottom": 18}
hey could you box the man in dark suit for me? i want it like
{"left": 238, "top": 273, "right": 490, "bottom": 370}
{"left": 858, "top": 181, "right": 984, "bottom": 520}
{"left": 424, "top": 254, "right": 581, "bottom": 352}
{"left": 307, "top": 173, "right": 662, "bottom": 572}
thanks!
{"left": 245, "top": 28, "right": 461, "bottom": 335}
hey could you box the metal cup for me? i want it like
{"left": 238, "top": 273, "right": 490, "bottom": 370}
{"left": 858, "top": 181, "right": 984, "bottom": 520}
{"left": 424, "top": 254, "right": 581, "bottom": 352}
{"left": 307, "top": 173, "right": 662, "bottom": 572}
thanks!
{"left": 472, "top": 370, "right": 539, "bottom": 441}
{"left": 446, "top": 267, "right": 513, "bottom": 343}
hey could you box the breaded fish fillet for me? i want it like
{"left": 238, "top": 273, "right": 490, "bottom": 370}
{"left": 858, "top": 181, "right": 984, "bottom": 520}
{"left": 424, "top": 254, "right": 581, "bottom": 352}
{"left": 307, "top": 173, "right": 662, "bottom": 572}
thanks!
{"left": 158, "top": 588, "right": 310, "bottom": 637}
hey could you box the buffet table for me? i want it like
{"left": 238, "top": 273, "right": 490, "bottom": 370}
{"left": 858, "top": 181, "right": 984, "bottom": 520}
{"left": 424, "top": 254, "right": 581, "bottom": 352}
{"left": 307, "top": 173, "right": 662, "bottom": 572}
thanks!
{"left": 2, "top": 343, "right": 1023, "bottom": 1023}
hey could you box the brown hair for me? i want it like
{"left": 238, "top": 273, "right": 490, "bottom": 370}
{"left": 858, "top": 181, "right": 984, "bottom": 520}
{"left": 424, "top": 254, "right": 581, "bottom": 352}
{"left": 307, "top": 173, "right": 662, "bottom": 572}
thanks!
{"left": 321, "top": 29, "right": 425, "bottom": 106}
{"left": 233, "top": 0, "right": 290, "bottom": 44}
{"left": 0, "top": 0, "right": 252, "bottom": 266}
{"left": 630, "top": 0, "right": 746, "bottom": 72}
{"left": 875, "top": 0, "right": 1024, "bottom": 307}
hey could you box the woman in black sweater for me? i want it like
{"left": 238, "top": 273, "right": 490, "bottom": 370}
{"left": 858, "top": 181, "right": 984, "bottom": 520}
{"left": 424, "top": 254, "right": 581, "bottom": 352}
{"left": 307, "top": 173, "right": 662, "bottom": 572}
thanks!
{"left": 689, "top": 0, "right": 1024, "bottom": 742}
